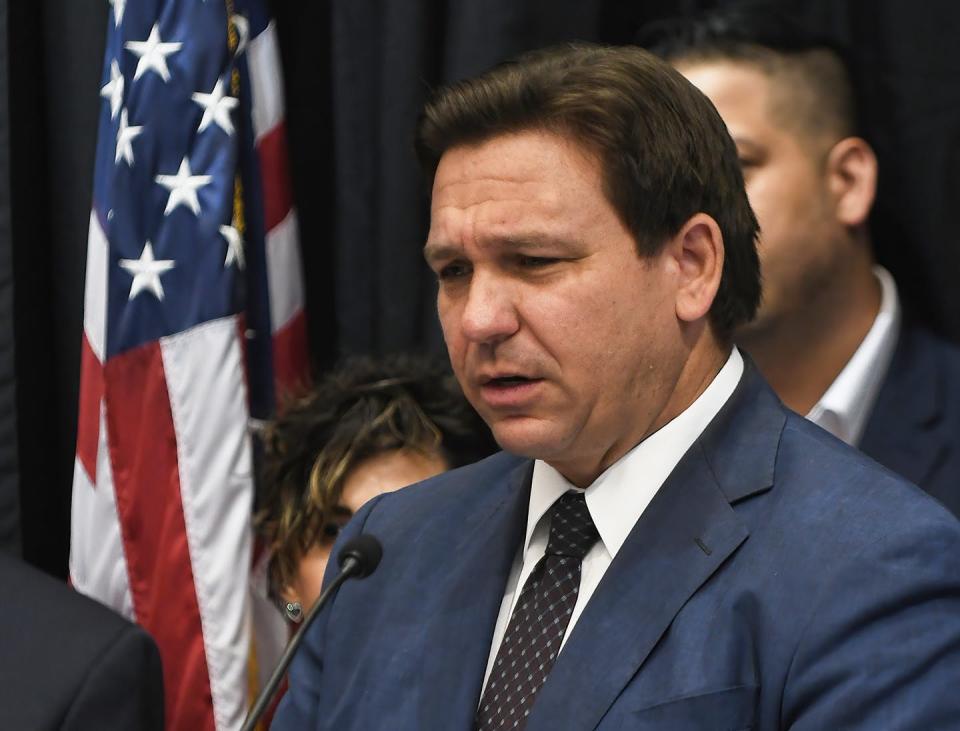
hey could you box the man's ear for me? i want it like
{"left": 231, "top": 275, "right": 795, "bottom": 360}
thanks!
{"left": 826, "top": 137, "right": 877, "bottom": 227}
{"left": 670, "top": 213, "right": 724, "bottom": 324}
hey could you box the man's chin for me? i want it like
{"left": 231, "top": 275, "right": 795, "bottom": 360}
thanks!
{"left": 489, "top": 419, "right": 568, "bottom": 460}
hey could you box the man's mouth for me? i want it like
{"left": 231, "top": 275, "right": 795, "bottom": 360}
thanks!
{"left": 485, "top": 375, "right": 535, "bottom": 387}
{"left": 477, "top": 374, "right": 544, "bottom": 409}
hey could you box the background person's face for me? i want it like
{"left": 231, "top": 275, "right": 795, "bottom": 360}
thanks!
{"left": 287, "top": 448, "right": 447, "bottom": 612}
{"left": 426, "top": 130, "right": 685, "bottom": 487}
{"left": 680, "top": 61, "right": 845, "bottom": 338}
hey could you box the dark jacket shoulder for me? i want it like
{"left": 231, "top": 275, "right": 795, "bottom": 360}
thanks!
{"left": 861, "top": 321, "right": 960, "bottom": 516}
{"left": 0, "top": 552, "right": 164, "bottom": 730}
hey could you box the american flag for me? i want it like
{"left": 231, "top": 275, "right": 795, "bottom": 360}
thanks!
{"left": 70, "top": 0, "right": 308, "bottom": 728}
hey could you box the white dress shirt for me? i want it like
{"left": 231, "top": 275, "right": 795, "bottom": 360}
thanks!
{"left": 806, "top": 266, "right": 901, "bottom": 446}
{"left": 481, "top": 348, "right": 745, "bottom": 692}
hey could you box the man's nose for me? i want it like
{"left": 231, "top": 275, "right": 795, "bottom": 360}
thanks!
{"left": 459, "top": 272, "right": 519, "bottom": 345}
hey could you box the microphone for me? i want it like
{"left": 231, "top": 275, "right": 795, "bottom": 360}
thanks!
{"left": 337, "top": 534, "right": 383, "bottom": 578}
{"left": 241, "top": 534, "right": 383, "bottom": 731}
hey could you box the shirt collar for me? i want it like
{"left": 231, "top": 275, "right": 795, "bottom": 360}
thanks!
{"left": 807, "top": 266, "right": 901, "bottom": 445}
{"left": 525, "top": 347, "right": 744, "bottom": 561}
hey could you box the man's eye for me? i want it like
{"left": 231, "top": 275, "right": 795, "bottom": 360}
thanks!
{"left": 518, "top": 255, "right": 557, "bottom": 268}
{"left": 438, "top": 262, "right": 470, "bottom": 280}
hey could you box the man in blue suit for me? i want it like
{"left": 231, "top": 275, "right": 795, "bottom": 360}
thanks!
{"left": 273, "top": 43, "right": 960, "bottom": 730}
{"left": 648, "top": 8, "right": 960, "bottom": 517}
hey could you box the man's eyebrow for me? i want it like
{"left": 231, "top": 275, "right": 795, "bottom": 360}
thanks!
{"left": 424, "top": 232, "right": 582, "bottom": 264}
{"left": 498, "top": 232, "right": 569, "bottom": 247}
{"left": 427, "top": 233, "right": 576, "bottom": 253}
{"left": 495, "top": 234, "right": 586, "bottom": 254}
{"left": 423, "top": 241, "right": 461, "bottom": 265}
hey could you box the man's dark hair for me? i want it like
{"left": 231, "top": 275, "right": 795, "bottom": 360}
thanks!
{"left": 415, "top": 42, "right": 760, "bottom": 342}
{"left": 641, "top": 5, "right": 859, "bottom": 144}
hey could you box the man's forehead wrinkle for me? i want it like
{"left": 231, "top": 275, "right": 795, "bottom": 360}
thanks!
{"left": 428, "top": 133, "right": 598, "bottom": 256}
{"left": 424, "top": 206, "right": 475, "bottom": 255}
{"left": 432, "top": 183, "right": 566, "bottom": 233}
{"left": 436, "top": 170, "right": 547, "bottom": 188}
{"left": 433, "top": 174, "right": 559, "bottom": 208}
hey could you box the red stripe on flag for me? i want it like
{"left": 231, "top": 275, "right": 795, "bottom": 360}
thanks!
{"left": 257, "top": 121, "right": 294, "bottom": 232}
{"left": 272, "top": 308, "right": 309, "bottom": 400}
{"left": 103, "top": 342, "right": 215, "bottom": 731}
{"left": 76, "top": 333, "right": 103, "bottom": 483}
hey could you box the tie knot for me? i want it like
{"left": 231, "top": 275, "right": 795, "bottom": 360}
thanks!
{"left": 545, "top": 491, "right": 599, "bottom": 559}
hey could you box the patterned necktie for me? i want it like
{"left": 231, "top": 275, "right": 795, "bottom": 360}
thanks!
{"left": 476, "top": 490, "right": 600, "bottom": 730}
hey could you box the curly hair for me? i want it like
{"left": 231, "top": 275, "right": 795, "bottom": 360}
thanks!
{"left": 255, "top": 353, "right": 496, "bottom": 598}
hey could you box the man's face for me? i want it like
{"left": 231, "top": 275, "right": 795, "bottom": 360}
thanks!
{"left": 425, "top": 130, "right": 686, "bottom": 485}
{"left": 679, "top": 61, "right": 843, "bottom": 337}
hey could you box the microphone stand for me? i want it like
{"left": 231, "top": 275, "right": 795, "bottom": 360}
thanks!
{"left": 240, "top": 553, "right": 365, "bottom": 731}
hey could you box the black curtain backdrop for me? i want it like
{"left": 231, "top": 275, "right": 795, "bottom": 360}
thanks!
{"left": 854, "top": 3, "right": 960, "bottom": 337}
{"left": 6, "top": 0, "right": 105, "bottom": 575}
{"left": 0, "top": 0, "right": 19, "bottom": 556}
{"left": 4, "top": 0, "right": 959, "bottom": 576}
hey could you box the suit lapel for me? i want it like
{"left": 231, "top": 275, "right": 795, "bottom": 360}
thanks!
{"left": 524, "top": 448, "right": 747, "bottom": 730}
{"left": 860, "top": 324, "right": 947, "bottom": 488}
{"left": 526, "top": 359, "right": 784, "bottom": 730}
{"left": 418, "top": 458, "right": 533, "bottom": 730}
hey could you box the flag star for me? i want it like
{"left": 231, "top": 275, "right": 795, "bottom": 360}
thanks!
{"left": 231, "top": 14, "right": 250, "bottom": 56}
{"left": 125, "top": 23, "right": 182, "bottom": 82}
{"left": 155, "top": 157, "right": 213, "bottom": 216}
{"left": 192, "top": 77, "right": 238, "bottom": 135}
{"left": 119, "top": 242, "right": 175, "bottom": 301}
{"left": 115, "top": 109, "right": 143, "bottom": 166}
{"left": 100, "top": 60, "right": 124, "bottom": 119}
{"left": 109, "top": 0, "right": 126, "bottom": 27}
{"left": 220, "top": 224, "right": 245, "bottom": 269}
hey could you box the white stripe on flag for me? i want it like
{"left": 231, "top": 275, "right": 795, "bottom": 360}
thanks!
{"left": 265, "top": 210, "right": 304, "bottom": 333}
{"left": 249, "top": 551, "right": 288, "bottom": 692}
{"left": 160, "top": 315, "right": 255, "bottom": 731}
{"left": 69, "top": 405, "right": 135, "bottom": 620}
{"left": 84, "top": 211, "right": 109, "bottom": 363}
{"left": 247, "top": 21, "right": 284, "bottom": 142}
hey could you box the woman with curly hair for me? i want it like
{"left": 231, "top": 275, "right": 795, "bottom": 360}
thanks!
{"left": 256, "top": 353, "right": 496, "bottom": 622}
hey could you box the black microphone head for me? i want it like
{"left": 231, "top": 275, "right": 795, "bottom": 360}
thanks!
{"left": 337, "top": 534, "right": 383, "bottom": 578}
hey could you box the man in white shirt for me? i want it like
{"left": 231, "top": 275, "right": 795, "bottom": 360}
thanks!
{"left": 649, "top": 6, "right": 960, "bottom": 517}
{"left": 273, "top": 42, "right": 960, "bottom": 731}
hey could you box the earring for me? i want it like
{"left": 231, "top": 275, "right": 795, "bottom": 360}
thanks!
{"left": 284, "top": 601, "right": 303, "bottom": 623}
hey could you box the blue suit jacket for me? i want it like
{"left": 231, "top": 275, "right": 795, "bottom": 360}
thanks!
{"left": 860, "top": 322, "right": 960, "bottom": 517}
{"left": 274, "top": 363, "right": 960, "bottom": 730}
